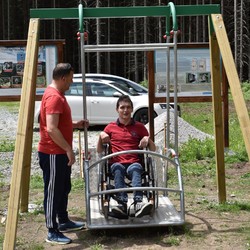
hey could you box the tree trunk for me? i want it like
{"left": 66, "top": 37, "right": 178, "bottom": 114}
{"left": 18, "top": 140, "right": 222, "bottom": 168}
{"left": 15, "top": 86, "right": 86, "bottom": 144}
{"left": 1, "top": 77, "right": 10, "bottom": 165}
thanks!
{"left": 234, "top": 0, "right": 238, "bottom": 68}
{"left": 96, "top": 0, "right": 101, "bottom": 73}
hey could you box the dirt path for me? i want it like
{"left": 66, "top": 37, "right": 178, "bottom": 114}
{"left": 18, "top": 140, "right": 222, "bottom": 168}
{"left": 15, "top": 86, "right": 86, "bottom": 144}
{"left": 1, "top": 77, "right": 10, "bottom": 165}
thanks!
{"left": 1, "top": 162, "right": 249, "bottom": 249}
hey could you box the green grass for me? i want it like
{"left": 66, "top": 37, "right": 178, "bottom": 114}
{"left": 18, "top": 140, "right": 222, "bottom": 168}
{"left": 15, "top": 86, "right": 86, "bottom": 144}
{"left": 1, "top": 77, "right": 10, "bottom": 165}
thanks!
{"left": 0, "top": 140, "right": 15, "bottom": 152}
{"left": 30, "top": 174, "right": 44, "bottom": 189}
{"left": 179, "top": 84, "right": 249, "bottom": 164}
{"left": 0, "top": 102, "right": 20, "bottom": 113}
{"left": 1, "top": 83, "right": 250, "bottom": 249}
{"left": 180, "top": 138, "right": 215, "bottom": 163}
{"left": 162, "top": 234, "right": 181, "bottom": 246}
{"left": 207, "top": 201, "right": 250, "bottom": 213}
{"left": 29, "top": 175, "right": 85, "bottom": 191}
{"left": 72, "top": 177, "right": 85, "bottom": 191}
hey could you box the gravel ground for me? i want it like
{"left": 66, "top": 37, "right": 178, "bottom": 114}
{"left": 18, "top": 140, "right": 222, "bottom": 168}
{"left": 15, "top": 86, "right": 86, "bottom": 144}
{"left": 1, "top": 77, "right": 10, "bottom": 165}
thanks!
{"left": 0, "top": 108, "right": 213, "bottom": 184}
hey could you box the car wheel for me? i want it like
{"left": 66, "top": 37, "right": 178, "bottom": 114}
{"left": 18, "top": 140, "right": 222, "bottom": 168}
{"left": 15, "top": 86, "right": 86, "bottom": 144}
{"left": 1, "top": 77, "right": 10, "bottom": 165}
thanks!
{"left": 133, "top": 108, "right": 157, "bottom": 125}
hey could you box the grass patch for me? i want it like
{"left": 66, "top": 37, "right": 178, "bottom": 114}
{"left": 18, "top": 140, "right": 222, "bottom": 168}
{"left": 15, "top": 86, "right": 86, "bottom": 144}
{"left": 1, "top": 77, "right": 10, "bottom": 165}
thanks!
{"left": 0, "top": 140, "right": 15, "bottom": 152}
{"left": 30, "top": 174, "right": 44, "bottom": 189}
{"left": 181, "top": 102, "right": 214, "bottom": 135}
{"left": 179, "top": 138, "right": 215, "bottom": 163}
{"left": 29, "top": 175, "right": 85, "bottom": 192}
{"left": 207, "top": 201, "right": 250, "bottom": 212}
{"left": 16, "top": 237, "right": 44, "bottom": 250}
{"left": 72, "top": 177, "right": 85, "bottom": 191}
{"left": 90, "top": 243, "right": 104, "bottom": 250}
{"left": 0, "top": 102, "right": 20, "bottom": 113}
{"left": 162, "top": 234, "right": 181, "bottom": 246}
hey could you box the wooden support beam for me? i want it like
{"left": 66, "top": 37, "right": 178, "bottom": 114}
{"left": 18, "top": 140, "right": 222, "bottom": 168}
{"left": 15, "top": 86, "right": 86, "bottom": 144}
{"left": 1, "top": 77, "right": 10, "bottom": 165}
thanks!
{"left": 211, "top": 14, "right": 250, "bottom": 160}
{"left": 209, "top": 18, "right": 226, "bottom": 203}
{"left": 147, "top": 51, "right": 155, "bottom": 142}
{"left": 3, "top": 18, "right": 40, "bottom": 250}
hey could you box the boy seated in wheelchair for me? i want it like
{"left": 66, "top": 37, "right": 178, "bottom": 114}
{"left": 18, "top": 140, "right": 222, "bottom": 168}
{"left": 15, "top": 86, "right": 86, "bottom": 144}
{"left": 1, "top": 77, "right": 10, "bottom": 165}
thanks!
{"left": 97, "top": 95, "right": 156, "bottom": 219}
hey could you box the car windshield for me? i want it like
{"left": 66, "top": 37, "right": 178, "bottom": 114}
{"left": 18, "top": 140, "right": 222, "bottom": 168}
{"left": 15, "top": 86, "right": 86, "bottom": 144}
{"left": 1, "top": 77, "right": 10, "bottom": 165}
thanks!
{"left": 124, "top": 81, "right": 147, "bottom": 93}
{"left": 105, "top": 77, "right": 147, "bottom": 93}
{"left": 81, "top": 74, "right": 148, "bottom": 94}
{"left": 66, "top": 81, "right": 127, "bottom": 97}
{"left": 110, "top": 81, "right": 139, "bottom": 96}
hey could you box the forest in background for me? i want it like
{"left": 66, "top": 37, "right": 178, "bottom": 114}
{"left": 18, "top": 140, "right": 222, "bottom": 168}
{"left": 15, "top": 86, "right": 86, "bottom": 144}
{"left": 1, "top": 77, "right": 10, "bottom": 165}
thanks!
{"left": 0, "top": 0, "right": 249, "bottom": 83}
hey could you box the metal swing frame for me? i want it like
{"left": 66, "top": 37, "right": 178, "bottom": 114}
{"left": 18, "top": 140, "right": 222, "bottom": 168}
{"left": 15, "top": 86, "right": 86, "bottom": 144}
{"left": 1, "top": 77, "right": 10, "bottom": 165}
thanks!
{"left": 30, "top": 2, "right": 221, "bottom": 229}
{"left": 81, "top": 2, "right": 183, "bottom": 229}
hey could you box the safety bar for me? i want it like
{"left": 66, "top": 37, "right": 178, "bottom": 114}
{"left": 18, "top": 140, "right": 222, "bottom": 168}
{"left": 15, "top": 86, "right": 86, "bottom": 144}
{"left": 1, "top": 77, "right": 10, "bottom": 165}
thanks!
{"left": 84, "top": 43, "right": 175, "bottom": 52}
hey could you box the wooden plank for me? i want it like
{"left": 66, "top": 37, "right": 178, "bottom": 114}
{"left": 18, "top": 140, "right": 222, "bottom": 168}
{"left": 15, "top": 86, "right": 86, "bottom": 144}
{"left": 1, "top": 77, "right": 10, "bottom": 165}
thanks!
{"left": 209, "top": 18, "right": 226, "bottom": 203}
{"left": 211, "top": 14, "right": 250, "bottom": 160}
{"left": 147, "top": 51, "right": 155, "bottom": 142}
{"left": 3, "top": 19, "right": 40, "bottom": 250}
{"left": 20, "top": 32, "right": 39, "bottom": 212}
{"left": 222, "top": 66, "right": 229, "bottom": 148}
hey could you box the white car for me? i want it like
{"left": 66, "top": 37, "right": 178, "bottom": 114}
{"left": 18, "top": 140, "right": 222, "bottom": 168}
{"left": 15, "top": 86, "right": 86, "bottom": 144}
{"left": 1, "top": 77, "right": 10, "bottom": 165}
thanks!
{"left": 34, "top": 78, "right": 167, "bottom": 125}
{"left": 75, "top": 73, "right": 181, "bottom": 115}
{"left": 74, "top": 73, "right": 148, "bottom": 95}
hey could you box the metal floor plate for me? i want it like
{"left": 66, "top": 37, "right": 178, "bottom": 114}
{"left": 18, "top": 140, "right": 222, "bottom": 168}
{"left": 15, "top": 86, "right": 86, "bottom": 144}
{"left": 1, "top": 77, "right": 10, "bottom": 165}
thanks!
{"left": 87, "top": 196, "right": 184, "bottom": 229}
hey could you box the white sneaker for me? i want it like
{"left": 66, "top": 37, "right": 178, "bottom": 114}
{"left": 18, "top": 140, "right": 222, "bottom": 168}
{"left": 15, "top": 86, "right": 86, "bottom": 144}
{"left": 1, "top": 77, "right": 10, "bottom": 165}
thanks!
{"left": 135, "top": 202, "right": 153, "bottom": 218}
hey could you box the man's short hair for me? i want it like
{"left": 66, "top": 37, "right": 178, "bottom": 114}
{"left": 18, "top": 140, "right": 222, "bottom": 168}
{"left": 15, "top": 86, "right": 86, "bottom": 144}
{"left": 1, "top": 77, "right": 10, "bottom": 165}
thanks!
{"left": 116, "top": 95, "right": 133, "bottom": 109}
{"left": 53, "top": 63, "right": 74, "bottom": 80}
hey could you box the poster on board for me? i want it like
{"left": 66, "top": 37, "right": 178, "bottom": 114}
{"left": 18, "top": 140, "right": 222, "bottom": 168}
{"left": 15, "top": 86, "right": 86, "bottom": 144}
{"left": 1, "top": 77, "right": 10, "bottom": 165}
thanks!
{"left": 155, "top": 47, "right": 212, "bottom": 97}
{"left": 0, "top": 46, "right": 56, "bottom": 89}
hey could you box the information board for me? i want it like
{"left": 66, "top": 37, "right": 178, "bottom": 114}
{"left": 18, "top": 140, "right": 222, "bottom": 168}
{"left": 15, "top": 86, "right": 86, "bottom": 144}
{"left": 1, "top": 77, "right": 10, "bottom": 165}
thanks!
{"left": 0, "top": 45, "right": 57, "bottom": 89}
{"left": 155, "top": 46, "right": 212, "bottom": 97}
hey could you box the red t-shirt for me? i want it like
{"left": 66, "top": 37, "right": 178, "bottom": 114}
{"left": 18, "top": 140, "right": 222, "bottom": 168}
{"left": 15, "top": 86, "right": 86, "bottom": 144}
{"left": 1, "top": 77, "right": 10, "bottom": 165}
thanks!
{"left": 38, "top": 86, "right": 73, "bottom": 154}
{"left": 104, "top": 119, "right": 149, "bottom": 164}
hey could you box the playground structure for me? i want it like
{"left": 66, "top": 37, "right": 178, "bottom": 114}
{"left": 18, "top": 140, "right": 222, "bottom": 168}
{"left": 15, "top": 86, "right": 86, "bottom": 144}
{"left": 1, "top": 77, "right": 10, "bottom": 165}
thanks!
{"left": 3, "top": 2, "right": 250, "bottom": 249}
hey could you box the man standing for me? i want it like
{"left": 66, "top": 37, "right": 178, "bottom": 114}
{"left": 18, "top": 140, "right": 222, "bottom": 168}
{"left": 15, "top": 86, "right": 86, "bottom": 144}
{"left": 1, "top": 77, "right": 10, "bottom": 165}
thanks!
{"left": 97, "top": 95, "right": 156, "bottom": 219}
{"left": 38, "top": 63, "right": 88, "bottom": 244}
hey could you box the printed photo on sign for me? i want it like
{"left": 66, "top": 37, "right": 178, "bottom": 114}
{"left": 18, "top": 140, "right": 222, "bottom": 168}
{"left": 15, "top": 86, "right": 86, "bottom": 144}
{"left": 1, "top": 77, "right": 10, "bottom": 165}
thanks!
{"left": 3, "top": 62, "right": 13, "bottom": 73}
{"left": 12, "top": 76, "right": 22, "bottom": 87}
{"left": 0, "top": 77, "right": 11, "bottom": 88}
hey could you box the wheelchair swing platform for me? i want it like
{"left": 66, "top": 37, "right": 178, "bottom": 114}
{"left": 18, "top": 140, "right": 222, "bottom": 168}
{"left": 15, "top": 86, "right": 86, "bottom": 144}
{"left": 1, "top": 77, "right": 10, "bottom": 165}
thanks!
{"left": 85, "top": 149, "right": 185, "bottom": 229}
{"left": 87, "top": 196, "right": 184, "bottom": 229}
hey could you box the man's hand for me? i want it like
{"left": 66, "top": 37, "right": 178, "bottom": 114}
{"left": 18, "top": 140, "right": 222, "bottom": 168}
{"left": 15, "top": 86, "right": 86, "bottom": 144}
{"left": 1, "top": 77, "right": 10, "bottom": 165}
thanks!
{"left": 66, "top": 149, "right": 76, "bottom": 166}
{"left": 100, "top": 131, "right": 110, "bottom": 144}
{"left": 73, "top": 119, "right": 89, "bottom": 129}
{"left": 97, "top": 131, "right": 110, "bottom": 153}
{"left": 139, "top": 136, "right": 149, "bottom": 149}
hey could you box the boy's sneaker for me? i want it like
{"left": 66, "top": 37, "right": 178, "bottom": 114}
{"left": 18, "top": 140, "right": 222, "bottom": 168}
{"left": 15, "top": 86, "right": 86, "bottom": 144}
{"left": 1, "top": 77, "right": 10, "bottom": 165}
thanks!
{"left": 46, "top": 230, "right": 72, "bottom": 245}
{"left": 111, "top": 203, "right": 128, "bottom": 219}
{"left": 135, "top": 202, "right": 153, "bottom": 218}
{"left": 58, "top": 220, "right": 85, "bottom": 233}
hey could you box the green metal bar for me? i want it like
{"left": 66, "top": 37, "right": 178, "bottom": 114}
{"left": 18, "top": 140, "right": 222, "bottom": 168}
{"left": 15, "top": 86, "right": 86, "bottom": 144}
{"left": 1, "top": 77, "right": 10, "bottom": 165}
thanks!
{"left": 176, "top": 5, "right": 221, "bottom": 17}
{"left": 166, "top": 15, "right": 170, "bottom": 36}
{"left": 78, "top": 4, "right": 83, "bottom": 32}
{"left": 30, "top": 5, "right": 220, "bottom": 19}
{"left": 168, "top": 2, "right": 178, "bottom": 31}
{"left": 30, "top": 6, "right": 170, "bottom": 19}
{"left": 30, "top": 8, "right": 78, "bottom": 19}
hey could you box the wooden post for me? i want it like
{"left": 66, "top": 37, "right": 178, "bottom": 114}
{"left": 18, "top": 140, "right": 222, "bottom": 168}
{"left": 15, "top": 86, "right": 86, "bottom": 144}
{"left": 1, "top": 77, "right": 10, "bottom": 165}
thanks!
{"left": 3, "top": 18, "right": 40, "bottom": 250}
{"left": 222, "top": 65, "right": 229, "bottom": 148}
{"left": 211, "top": 14, "right": 250, "bottom": 160}
{"left": 20, "top": 37, "right": 39, "bottom": 212}
{"left": 209, "top": 16, "right": 226, "bottom": 203}
{"left": 147, "top": 51, "right": 155, "bottom": 141}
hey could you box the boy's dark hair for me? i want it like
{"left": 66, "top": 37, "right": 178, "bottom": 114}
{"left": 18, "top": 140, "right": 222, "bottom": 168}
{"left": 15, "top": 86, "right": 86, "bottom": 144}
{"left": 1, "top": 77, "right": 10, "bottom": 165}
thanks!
{"left": 116, "top": 95, "right": 133, "bottom": 109}
{"left": 53, "top": 63, "right": 74, "bottom": 80}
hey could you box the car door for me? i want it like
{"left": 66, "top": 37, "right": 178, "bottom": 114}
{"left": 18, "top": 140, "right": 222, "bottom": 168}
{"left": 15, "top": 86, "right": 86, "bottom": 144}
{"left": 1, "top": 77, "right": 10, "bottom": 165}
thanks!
{"left": 88, "top": 82, "right": 122, "bottom": 124}
{"left": 65, "top": 82, "right": 91, "bottom": 122}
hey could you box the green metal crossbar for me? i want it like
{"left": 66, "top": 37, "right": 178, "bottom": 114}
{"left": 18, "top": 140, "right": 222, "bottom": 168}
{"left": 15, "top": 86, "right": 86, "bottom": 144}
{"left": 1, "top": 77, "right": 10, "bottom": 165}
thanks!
{"left": 30, "top": 5, "right": 220, "bottom": 20}
{"left": 30, "top": 4, "right": 220, "bottom": 34}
